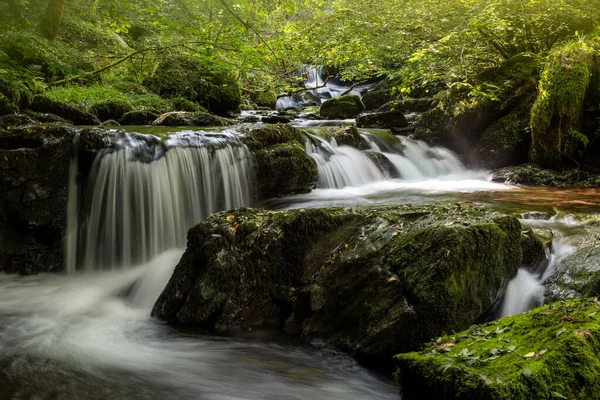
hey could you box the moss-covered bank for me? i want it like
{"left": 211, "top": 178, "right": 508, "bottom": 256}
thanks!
{"left": 395, "top": 297, "right": 600, "bottom": 400}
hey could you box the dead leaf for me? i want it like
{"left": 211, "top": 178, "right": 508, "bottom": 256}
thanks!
{"left": 574, "top": 329, "right": 592, "bottom": 339}
{"left": 226, "top": 215, "right": 235, "bottom": 221}
{"left": 387, "top": 276, "right": 398, "bottom": 283}
{"left": 524, "top": 352, "right": 535, "bottom": 358}
{"left": 560, "top": 315, "right": 576, "bottom": 323}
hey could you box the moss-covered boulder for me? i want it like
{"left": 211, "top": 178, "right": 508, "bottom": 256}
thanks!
{"left": 144, "top": 55, "right": 242, "bottom": 115}
{"left": 242, "top": 124, "right": 317, "bottom": 197}
{"left": 0, "top": 124, "right": 76, "bottom": 274}
{"left": 319, "top": 95, "right": 365, "bottom": 119}
{"left": 151, "top": 111, "right": 233, "bottom": 127}
{"left": 414, "top": 53, "right": 539, "bottom": 154}
{"left": 252, "top": 89, "right": 277, "bottom": 109}
{"left": 469, "top": 99, "right": 534, "bottom": 169}
{"left": 395, "top": 297, "right": 600, "bottom": 400}
{"left": 261, "top": 115, "right": 291, "bottom": 124}
{"left": 356, "top": 110, "right": 409, "bottom": 129}
{"left": 530, "top": 41, "right": 595, "bottom": 169}
{"left": 361, "top": 76, "right": 403, "bottom": 110}
{"left": 90, "top": 99, "right": 133, "bottom": 122}
{"left": 326, "top": 125, "right": 368, "bottom": 149}
{"left": 153, "top": 204, "right": 532, "bottom": 361}
{"left": 29, "top": 95, "right": 100, "bottom": 125}
{"left": 120, "top": 110, "right": 161, "bottom": 125}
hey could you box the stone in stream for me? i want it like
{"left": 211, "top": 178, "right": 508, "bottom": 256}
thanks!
{"left": 152, "top": 204, "right": 537, "bottom": 362}
{"left": 120, "top": 110, "right": 161, "bottom": 125}
{"left": 0, "top": 124, "right": 76, "bottom": 274}
{"left": 395, "top": 297, "right": 600, "bottom": 400}
{"left": 491, "top": 163, "right": 600, "bottom": 187}
{"left": 356, "top": 110, "right": 408, "bottom": 129}
{"left": 319, "top": 95, "right": 365, "bottom": 119}
{"left": 241, "top": 124, "right": 318, "bottom": 198}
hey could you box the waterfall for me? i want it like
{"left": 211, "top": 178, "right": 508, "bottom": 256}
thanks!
{"left": 305, "top": 130, "right": 469, "bottom": 189}
{"left": 65, "top": 132, "right": 81, "bottom": 275}
{"left": 68, "top": 129, "right": 253, "bottom": 272}
{"left": 499, "top": 268, "right": 545, "bottom": 317}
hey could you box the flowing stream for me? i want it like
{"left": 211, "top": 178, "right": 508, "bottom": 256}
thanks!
{"left": 1, "top": 122, "right": 600, "bottom": 399}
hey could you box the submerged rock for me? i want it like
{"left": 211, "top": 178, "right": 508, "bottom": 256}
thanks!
{"left": 0, "top": 124, "right": 76, "bottom": 274}
{"left": 151, "top": 111, "right": 233, "bottom": 127}
{"left": 153, "top": 204, "right": 531, "bottom": 361}
{"left": 242, "top": 124, "right": 317, "bottom": 197}
{"left": 356, "top": 110, "right": 408, "bottom": 129}
{"left": 261, "top": 115, "right": 291, "bottom": 124}
{"left": 395, "top": 297, "right": 600, "bottom": 400}
{"left": 319, "top": 95, "right": 365, "bottom": 119}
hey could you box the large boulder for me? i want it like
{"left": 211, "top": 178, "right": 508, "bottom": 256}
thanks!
{"left": 530, "top": 41, "right": 595, "bottom": 169}
{"left": 395, "top": 297, "right": 600, "bottom": 400}
{"left": 319, "top": 95, "right": 365, "bottom": 119}
{"left": 29, "top": 96, "right": 100, "bottom": 125}
{"left": 144, "top": 55, "right": 242, "bottom": 115}
{"left": 151, "top": 111, "right": 233, "bottom": 127}
{"left": 90, "top": 99, "right": 133, "bottom": 122}
{"left": 356, "top": 110, "right": 409, "bottom": 129}
{"left": 0, "top": 124, "right": 75, "bottom": 274}
{"left": 469, "top": 99, "right": 534, "bottom": 169}
{"left": 241, "top": 124, "right": 318, "bottom": 197}
{"left": 414, "top": 53, "right": 539, "bottom": 154}
{"left": 153, "top": 204, "right": 532, "bottom": 361}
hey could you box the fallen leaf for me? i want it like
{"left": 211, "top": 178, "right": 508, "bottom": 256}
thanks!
{"left": 524, "top": 352, "right": 535, "bottom": 358}
{"left": 387, "top": 276, "right": 398, "bottom": 283}
{"left": 537, "top": 349, "right": 548, "bottom": 357}
{"left": 556, "top": 327, "right": 567, "bottom": 337}
{"left": 226, "top": 215, "right": 235, "bottom": 221}
{"left": 574, "top": 329, "right": 592, "bottom": 339}
{"left": 344, "top": 243, "right": 349, "bottom": 248}
{"left": 560, "top": 315, "right": 576, "bottom": 323}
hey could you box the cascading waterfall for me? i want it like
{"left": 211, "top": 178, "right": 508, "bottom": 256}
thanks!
{"left": 304, "top": 128, "right": 469, "bottom": 189}
{"left": 68, "top": 129, "right": 253, "bottom": 272}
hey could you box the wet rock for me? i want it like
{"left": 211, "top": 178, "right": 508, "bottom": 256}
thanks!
{"left": 365, "top": 151, "right": 400, "bottom": 178}
{"left": 239, "top": 115, "right": 260, "bottom": 123}
{"left": 395, "top": 297, "right": 600, "bottom": 400}
{"left": 469, "top": 99, "right": 534, "bottom": 169}
{"left": 491, "top": 163, "right": 600, "bottom": 187}
{"left": 151, "top": 111, "right": 233, "bottom": 127}
{"left": 546, "top": 221, "right": 600, "bottom": 300}
{"left": 101, "top": 120, "right": 120, "bottom": 127}
{"left": 23, "top": 111, "right": 70, "bottom": 124}
{"left": 319, "top": 95, "right": 365, "bottom": 119}
{"left": 0, "top": 124, "right": 76, "bottom": 274}
{"left": 262, "top": 115, "right": 291, "bottom": 124}
{"left": 325, "top": 126, "right": 368, "bottom": 149}
{"left": 29, "top": 96, "right": 100, "bottom": 125}
{"left": 0, "top": 96, "right": 19, "bottom": 117}
{"left": 0, "top": 114, "right": 37, "bottom": 129}
{"left": 153, "top": 204, "right": 530, "bottom": 361}
{"left": 520, "top": 228, "right": 546, "bottom": 267}
{"left": 356, "top": 110, "right": 408, "bottom": 129}
{"left": 241, "top": 124, "right": 317, "bottom": 198}
{"left": 120, "top": 110, "right": 161, "bottom": 125}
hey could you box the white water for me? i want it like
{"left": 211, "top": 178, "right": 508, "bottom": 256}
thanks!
{"left": 0, "top": 251, "right": 396, "bottom": 399}
{"left": 305, "top": 130, "right": 488, "bottom": 190}
{"left": 70, "top": 130, "right": 253, "bottom": 271}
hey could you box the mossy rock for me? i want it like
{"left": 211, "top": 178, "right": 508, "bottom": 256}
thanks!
{"left": 395, "top": 297, "right": 600, "bottom": 400}
{"left": 530, "top": 41, "right": 595, "bottom": 169}
{"left": 361, "top": 76, "right": 404, "bottom": 110}
{"left": 378, "top": 98, "right": 439, "bottom": 114}
{"left": 0, "top": 96, "right": 19, "bottom": 117}
{"left": 414, "top": 53, "right": 539, "bottom": 154}
{"left": 120, "top": 110, "right": 161, "bottom": 125}
{"left": 242, "top": 124, "right": 317, "bottom": 197}
{"left": 251, "top": 89, "right": 277, "bottom": 109}
{"left": 29, "top": 96, "right": 100, "bottom": 125}
{"left": 90, "top": 99, "right": 133, "bottom": 122}
{"left": 261, "top": 115, "right": 291, "bottom": 124}
{"left": 144, "top": 55, "right": 242, "bottom": 115}
{"left": 365, "top": 151, "right": 400, "bottom": 178}
{"left": 151, "top": 111, "right": 233, "bottom": 127}
{"left": 325, "top": 125, "right": 368, "bottom": 149}
{"left": 0, "top": 114, "right": 37, "bottom": 129}
{"left": 319, "top": 95, "right": 365, "bottom": 119}
{"left": 356, "top": 110, "right": 408, "bottom": 129}
{"left": 153, "top": 204, "right": 532, "bottom": 361}
{"left": 469, "top": 99, "right": 534, "bottom": 169}
{"left": 171, "top": 97, "right": 205, "bottom": 112}
{"left": 491, "top": 163, "right": 597, "bottom": 187}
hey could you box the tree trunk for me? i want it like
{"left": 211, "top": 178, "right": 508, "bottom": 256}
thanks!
{"left": 39, "top": 0, "right": 68, "bottom": 41}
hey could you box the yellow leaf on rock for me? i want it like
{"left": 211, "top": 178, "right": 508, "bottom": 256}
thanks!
{"left": 226, "top": 215, "right": 235, "bottom": 221}
{"left": 388, "top": 276, "right": 397, "bottom": 283}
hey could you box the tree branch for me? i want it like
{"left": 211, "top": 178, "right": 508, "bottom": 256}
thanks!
{"left": 339, "top": 80, "right": 368, "bottom": 97}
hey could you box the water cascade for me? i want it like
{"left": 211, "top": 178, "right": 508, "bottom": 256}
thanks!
{"left": 68, "top": 129, "right": 253, "bottom": 272}
{"left": 304, "top": 128, "right": 470, "bottom": 189}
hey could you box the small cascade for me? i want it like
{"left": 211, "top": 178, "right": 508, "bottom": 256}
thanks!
{"left": 69, "top": 129, "right": 253, "bottom": 272}
{"left": 65, "top": 132, "right": 81, "bottom": 275}
{"left": 304, "top": 128, "right": 470, "bottom": 189}
{"left": 499, "top": 268, "right": 545, "bottom": 317}
{"left": 276, "top": 66, "right": 366, "bottom": 109}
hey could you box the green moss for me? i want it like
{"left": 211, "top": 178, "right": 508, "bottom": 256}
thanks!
{"left": 395, "top": 298, "right": 600, "bottom": 400}
{"left": 319, "top": 95, "right": 365, "bottom": 119}
{"left": 253, "top": 89, "right": 277, "bottom": 109}
{"left": 530, "top": 41, "right": 595, "bottom": 168}
{"left": 242, "top": 123, "right": 305, "bottom": 151}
